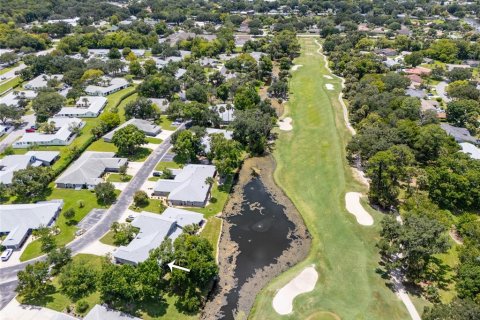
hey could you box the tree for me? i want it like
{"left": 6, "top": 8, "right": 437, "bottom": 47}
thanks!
{"left": 111, "top": 124, "right": 147, "bottom": 155}
{"left": 446, "top": 80, "right": 479, "bottom": 100}
{"left": 124, "top": 98, "right": 160, "bottom": 121}
{"left": 11, "top": 166, "right": 51, "bottom": 200}
{"left": 267, "top": 80, "right": 288, "bottom": 99}
{"left": 232, "top": 109, "right": 274, "bottom": 155}
{"left": 59, "top": 260, "right": 97, "bottom": 299}
{"left": 366, "top": 145, "right": 415, "bottom": 209}
{"left": 98, "top": 262, "right": 139, "bottom": 305}
{"left": 378, "top": 215, "right": 450, "bottom": 282}
{"left": 94, "top": 182, "right": 117, "bottom": 205}
{"left": 16, "top": 261, "right": 52, "bottom": 301}
{"left": 63, "top": 208, "right": 75, "bottom": 220}
{"left": 137, "top": 75, "right": 179, "bottom": 99}
{"left": 447, "top": 68, "right": 472, "bottom": 82}
{"left": 186, "top": 83, "right": 208, "bottom": 103}
{"left": 108, "top": 48, "right": 121, "bottom": 59}
{"left": 110, "top": 222, "right": 137, "bottom": 246}
{"left": 133, "top": 190, "right": 149, "bottom": 207}
{"left": 143, "top": 59, "right": 157, "bottom": 75}
{"left": 413, "top": 124, "right": 458, "bottom": 163}
{"left": 446, "top": 99, "right": 480, "bottom": 133}
{"left": 209, "top": 134, "right": 243, "bottom": 176}
{"left": 0, "top": 103, "right": 24, "bottom": 124}
{"left": 233, "top": 85, "right": 260, "bottom": 110}
{"left": 423, "top": 298, "right": 480, "bottom": 320}
{"left": 32, "top": 92, "right": 66, "bottom": 123}
{"left": 172, "top": 130, "right": 202, "bottom": 164}
{"left": 216, "top": 83, "right": 230, "bottom": 102}
{"left": 47, "top": 246, "right": 72, "bottom": 276}
{"left": 80, "top": 69, "right": 104, "bottom": 84}
{"left": 427, "top": 39, "right": 459, "bottom": 63}
{"left": 0, "top": 52, "right": 18, "bottom": 66}
{"left": 36, "top": 226, "right": 57, "bottom": 253}
{"left": 129, "top": 60, "right": 143, "bottom": 77}
{"left": 404, "top": 51, "right": 423, "bottom": 67}
{"left": 38, "top": 121, "right": 56, "bottom": 134}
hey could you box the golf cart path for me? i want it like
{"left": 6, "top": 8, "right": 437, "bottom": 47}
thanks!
{"left": 313, "top": 38, "right": 421, "bottom": 320}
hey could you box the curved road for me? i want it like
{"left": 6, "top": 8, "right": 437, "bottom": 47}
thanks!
{"left": 0, "top": 126, "right": 182, "bottom": 309}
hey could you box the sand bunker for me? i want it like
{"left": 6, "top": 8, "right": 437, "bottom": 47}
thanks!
{"left": 291, "top": 64, "right": 303, "bottom": 71}
{"left": 272, "top": 266, "right": 318, "bottom": 315}
{"left": 323, "top": 75, "right": 333, "bottom": 79}
{"left": 278, "top": 117, "right": 293, "bottom": 131}
{"left": 325, "top": 83, "right": 334, "bottom": 90}
{"left": 345, "top": 192, "right": 374, "bottom": 226}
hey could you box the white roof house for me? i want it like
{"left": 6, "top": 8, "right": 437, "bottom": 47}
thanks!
{"left": 0, "top": 90, "right": 37, "bottom": 107}
{"left": 103, "top": 118, "right": 161, "bottom": 142}
{"left": 113, "top": 208, "right": 204, "bottom": 265}
{"left": 148, "top": 98, "right": 170, "bottom": 112}
{"left": 153, "top": 164, "right": 216, "bottom": 207}
{"left": 202, "top": 128, "right": 233, "bottom": 154}
{"left": 211, "top": 104, "right": 235, "bottom": 123}
{"left": 56, "top": 96, "right": 107, "bottom": 118}
{"left": 0, "top": 151, "right": 59, "bottom": 185}
{"left": 13, "top": 117, "right": 84, "bottom": 149}
{"left": 24, "top": 74, "right": 64, "bottom": 91}
{"left": 0, "top": 200, "right": 63, "bottom": 249}
{"left": 85, "top": 77, "right": 129, "bottom": 96}
{"left": 460, "top": 142, "right": 480, "bottom": 160}
{"left": 55, "top": 151, "right": 127, "bottom": 189}
{"left": 84, "top": 305, "right": 141, "bottom": 320}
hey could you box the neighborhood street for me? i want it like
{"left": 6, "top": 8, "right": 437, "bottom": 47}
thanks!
{"left": 0, "top": 126, "right": 181, "bottom": 309}
{"left": 0, "top": 114, "right": 35, "bottom": 153}
{"left": 435, "top": 80, "right": 451, "bottom": 103}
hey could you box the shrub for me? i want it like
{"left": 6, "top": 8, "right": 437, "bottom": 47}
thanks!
{"left": 76, "top": 300, "right": 89, "bottom": 313}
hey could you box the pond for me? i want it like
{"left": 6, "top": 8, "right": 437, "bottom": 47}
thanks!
{"left": 202, "top": 156, "right": 310, "bottom": 320}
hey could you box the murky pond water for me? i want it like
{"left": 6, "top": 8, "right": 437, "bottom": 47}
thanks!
{"left": 202, "top": 156, "right": 310, "bottom": 320}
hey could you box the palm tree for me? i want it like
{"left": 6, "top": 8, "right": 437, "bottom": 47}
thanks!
{"left": 82, "top": 97, "right": 89, "bottom": 108}
{"left": 226, "top": 104, "right": 233, "bottom": 122}
{"left": 205, "top": 176, "right": 214, "bottom": 187}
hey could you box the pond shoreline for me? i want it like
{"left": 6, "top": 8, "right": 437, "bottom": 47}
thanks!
{"left": 202, "top": 155, "right": 311, "bottom": 320}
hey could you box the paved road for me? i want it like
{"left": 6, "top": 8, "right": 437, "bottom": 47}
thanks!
{"left": 436, "top": 81, "right": 450, "bottom": 103}
{"left": 0, "top": 125, "right": 182, "bottom": 309}
{"left": 0, "top": 63, "right": 26, "bottom": 84}
{"left": 0, "top": 114, "right": 35, "bottom": 153}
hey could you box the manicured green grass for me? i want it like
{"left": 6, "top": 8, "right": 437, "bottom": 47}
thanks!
{"left": 187, "top": 175, "right": 233, "bottom": 218}
{"left": 160, "top": 115, "right": 177, "bottom": 131}
{"left": 146, "top": 137, "right": 163, "bottom": 144}
{"left": 155, "top": 160, "right": 182, "bottom": 171}
{"left": 148, "top": 176, "right": 160, "bottom": 181}
{"left": 250, "top": 37, "right": 411, "bottom": 320}
{"left": 20, "top": 188, "right": 118, "bottom": 261}
{"left": 122, "top": 147, "right": 152, "bottom": 162}
{"left": 107, "top": 173, "right": 132, "bottom": 182}
{"left": 200, "top": 216, "right": 222, "bottom": 257}
{"left": 129, "top": 198, "right": 165, "bottom": 213}
{"left": 87, "top": 139, "right": 118, "bottom": 152}
{"left": 99, "top": 230, "right": 117, "bottom": 246}
{"left": 436, "top": 240, "right": 460, "bottom": 303}
{"left": 0, "top": 77, "right": 21, "bottom": 94}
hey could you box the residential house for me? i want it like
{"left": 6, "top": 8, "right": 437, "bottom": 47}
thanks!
{"left": 55, "top": 152, "right": 127, "bottom": 189}
{"left": 0, "top": 90, "right": 37, "bottom": 108}
{"left": 404, "top": 67, "right": 431, "bottom": 76}
{"left": 0, "top": 200, "right": 63, "bottom": 249}
{"left": 113, "top": 208, "right": 204, "bottom": 265}
{"left": 441, "top": 123, "right": 480, "bottom": 144}
{"left": 211, "top": 104, "right": 235, "bottom": 124}
{"left": 56, "top": 96, "right": 107, "bottom": 118}
{"left": 148, "top": 98, "right": 170, "bottom": 113}
{"left": 202, "top": 128, "right": 233, "bottom": 154}
{"left": 406, "top": 74, "right": 423, "bottom": 87}
{"left": 24, "top": 74, "right": 64, "bottom": 91}
{"left": 103, "top": 118, "right": 161, "bottom": 142}
{"left": 0, "top": 151, "right": 59, "bottom": 185}
{"left": 85, "top": 77, "right": 129, "bottom": 96}
{"left": 13, "top": 117, "right": 84, "bottom": 148}
{"left": 153, "top": 164, "right": 216, "bottom": 207}
{"left": 446, "top": 64, "right": 471, "bottom": 71}
{"left": 84, "top": 305, "right": 141, "bottom": 320}
{"left": 460, "top": 142, "right": 480, "bottom": 160}
{"left": 374, "top": 48, "right": 398, "bottom": 57}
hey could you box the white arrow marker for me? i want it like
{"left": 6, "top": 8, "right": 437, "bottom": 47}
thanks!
{"left": 167, "top": 260, "right": 190, "bottom": 272}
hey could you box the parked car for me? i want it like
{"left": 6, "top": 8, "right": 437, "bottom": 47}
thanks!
{"left": 1, "top": 249, "right": 13, "bottom": 262}
{"left": 153, "top": 171, "right": 161, "bottom": 177}
{"left": 25, "top": 128, "right": 35, "bottom": 133}
{"left": 75, "top": 228, "right": 86, "bottom": 236}
{"left": 126, "top": 214, "right": 135, "bottom": 222}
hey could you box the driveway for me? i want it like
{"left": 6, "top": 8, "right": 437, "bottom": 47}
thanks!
{"left": 0, "top": 124, "right": 184, "bottom": 309}
{"left": 436, "top": 81, "right": 450, "bottom": 103}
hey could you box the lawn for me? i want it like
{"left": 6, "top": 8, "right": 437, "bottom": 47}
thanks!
{"left": 187, "top": 175, "right": 233, "bottom": 218}
{"left": 200, "top": 216, "right": 222, "bottom": 258}
{"left": 20, "top": 188, "right": 119, "bottom": 261}
{"left": 99, "top": 230, "right": 117, "bottom": 246}
{"left": 155, "top": 160, "right": 182, "bottom": 171}
{"left": 87, "top": 139, "right": 118, "bottom": 152}
{"left": 436, "top": 240, "right": 461, "bottom": 304}
{"left": 107, "top": 173, "right": 132, "bottom": 182}
{"left": 18, "top": 253, "right": 198, "bottom": 320}
{"left": 146, "top": 137, "right": 163, "bottom": 144}
{"left": 160, "top": 115, "right": 177, "bottom": 131}
{"left": 129, "top": 198, "right": 165, "bottom": 213}
{"left": 249, "top": 37, "right": 411, "bottom": 320}
{"left": 0, "top": 76, "right": 21, "bottom": 94}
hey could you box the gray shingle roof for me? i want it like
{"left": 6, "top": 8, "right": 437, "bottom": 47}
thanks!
{"left": 103, "top": 118, "right": 161, "bottom": 141}
{"left": 55, "top": 151, "right": 127, "bottom": 186}
{"left": 84, "top": 304, "right": 141, "bottom": 320}
{"left": 0, "top": 200, "right": 63, "bottom": 248}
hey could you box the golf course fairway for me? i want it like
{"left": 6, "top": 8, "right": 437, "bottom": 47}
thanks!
{"left": 249, "top": 37, "right": 412, "bottom": 319}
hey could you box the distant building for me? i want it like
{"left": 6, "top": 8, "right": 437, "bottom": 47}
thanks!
{"left": 441, "top": 123, "right": 479, "bottom": 144}
{"left": 460, "top": 142, "right": 480, "bottom": 160}
{"left": 103, "top": 118, "right": 161, "bottom": 142}
{"left": 24, "top": 74, "right": 64, "bottom": 91}
{"left": 0, "top": 91, "right": 37, "bottom": 108}
{"left": 153, "top": 164, "right": 216, "bottom": 207}
{"left": 113, "top": 208, "right": 204, "bottom": 265}
{"left": 85, "top": 77, "right": 129, "bottom": 96}
{"left": 211, "top": 104, "right": 235, "bottom": 124}
{"left": 55, "top": 151, "right": 127, "bottom": 189}
{"left": 84, "top": 304, "right": 141, "bottom": 320}
{"left": 56, "top": 96, "right": 107, "bottom": 118}
{"left": 13, "top": 117, "right": 84, "bottom": 148}
{"left": 404, "top": 67, "right": 431, "bottom": 76}
{"left": 0, "top": 200, "right": 63, "bottom": 249}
